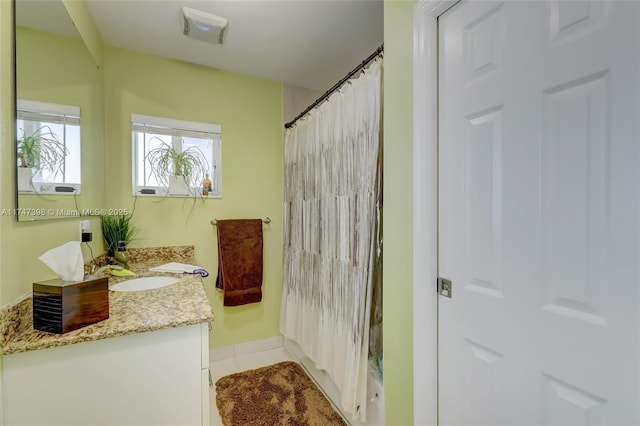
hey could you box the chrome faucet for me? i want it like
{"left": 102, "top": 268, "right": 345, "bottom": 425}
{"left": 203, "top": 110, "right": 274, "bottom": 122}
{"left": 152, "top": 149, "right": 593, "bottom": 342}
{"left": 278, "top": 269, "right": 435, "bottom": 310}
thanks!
{"left": 86, "top": 264, "right": 123, "bottom": 279}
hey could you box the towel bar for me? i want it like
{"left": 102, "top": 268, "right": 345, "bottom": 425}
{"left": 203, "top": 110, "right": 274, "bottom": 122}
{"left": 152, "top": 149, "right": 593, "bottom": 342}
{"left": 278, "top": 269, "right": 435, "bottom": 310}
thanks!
{"left": 210, "top": 217, "right": 271, "bottom": 226}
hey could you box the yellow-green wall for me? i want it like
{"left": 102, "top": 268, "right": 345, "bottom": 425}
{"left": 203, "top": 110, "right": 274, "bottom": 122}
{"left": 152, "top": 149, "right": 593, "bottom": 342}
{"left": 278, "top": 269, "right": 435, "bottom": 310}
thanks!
{"left": 0, "top": 1, "right": 11, "bottom": 423}
{"left": 383, "top": 1, "right": 416, "bottom": 424}
{"left": 0, "top": 0, "right": 13, "bottom": 302}
{"left": 103, "top": 46, "right": 284, "bottom": 348}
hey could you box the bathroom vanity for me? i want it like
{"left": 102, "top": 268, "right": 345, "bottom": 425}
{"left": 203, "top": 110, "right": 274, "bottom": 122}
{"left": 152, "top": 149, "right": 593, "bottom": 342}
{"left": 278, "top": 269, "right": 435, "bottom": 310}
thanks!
{"left": 1, "top": 247, "right": 214, "bottom": 426}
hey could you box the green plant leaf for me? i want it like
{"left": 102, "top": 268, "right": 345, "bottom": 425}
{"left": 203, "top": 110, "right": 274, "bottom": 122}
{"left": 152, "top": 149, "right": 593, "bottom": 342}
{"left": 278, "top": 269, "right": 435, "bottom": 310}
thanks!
{"left": 100, "top": 214, "right": 137, "bottom": 256}
{"left": 16, "top": 125, "right": 68, "bottom": 175}
{"left": 144, "top": 137, "right": 208, "bottom": 195}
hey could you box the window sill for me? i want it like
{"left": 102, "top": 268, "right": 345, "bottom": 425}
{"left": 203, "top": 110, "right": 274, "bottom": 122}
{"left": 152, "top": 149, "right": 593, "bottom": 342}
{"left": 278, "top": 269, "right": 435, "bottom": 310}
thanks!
{"left": 132, "top": 191, "right": 222, "bottom": 199}
{"left": 19, "top": 190, "right": 82, "bottom": 196}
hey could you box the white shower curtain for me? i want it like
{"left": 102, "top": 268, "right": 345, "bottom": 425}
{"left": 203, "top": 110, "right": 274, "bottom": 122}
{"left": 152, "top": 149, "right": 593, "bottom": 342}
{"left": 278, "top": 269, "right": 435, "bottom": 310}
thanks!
{"left": 280, "top": 57, "right": 382, "bottom": 421}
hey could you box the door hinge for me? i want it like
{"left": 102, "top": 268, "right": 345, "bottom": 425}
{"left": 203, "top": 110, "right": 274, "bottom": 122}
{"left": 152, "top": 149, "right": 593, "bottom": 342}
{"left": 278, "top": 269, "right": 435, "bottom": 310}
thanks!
{"left": 438, "top": 277, "right": 452, "bottom": 298}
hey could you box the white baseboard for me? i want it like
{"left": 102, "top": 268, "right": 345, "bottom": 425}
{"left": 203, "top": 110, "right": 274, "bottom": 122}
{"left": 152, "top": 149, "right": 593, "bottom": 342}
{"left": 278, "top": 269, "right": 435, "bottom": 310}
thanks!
{"left": 209, "top": 345, "right": 234, "bottom": 363}
{"left": 233, "top": 335, "right": 283, "bottom": 356}
{"left": 209, "top": 335, "right": 284, "bottom": 363}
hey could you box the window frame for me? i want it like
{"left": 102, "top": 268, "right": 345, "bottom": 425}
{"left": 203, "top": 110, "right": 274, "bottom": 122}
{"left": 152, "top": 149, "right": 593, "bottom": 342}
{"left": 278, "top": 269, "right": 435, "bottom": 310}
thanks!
{"left": 131, "top": 114, "right": 222, "bottom": 198}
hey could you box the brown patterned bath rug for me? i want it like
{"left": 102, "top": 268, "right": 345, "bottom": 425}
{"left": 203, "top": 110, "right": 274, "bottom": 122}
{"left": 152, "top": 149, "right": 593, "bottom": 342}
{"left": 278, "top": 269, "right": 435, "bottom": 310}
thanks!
{"left": 215, "top": 361, "right": 347, "bottom": 426}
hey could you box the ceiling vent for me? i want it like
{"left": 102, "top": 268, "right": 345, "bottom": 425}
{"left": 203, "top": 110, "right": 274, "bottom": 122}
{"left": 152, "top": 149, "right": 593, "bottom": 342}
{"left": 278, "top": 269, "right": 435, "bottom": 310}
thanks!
{"left": 182, "top": 7, "right": 228, "bottom": 45}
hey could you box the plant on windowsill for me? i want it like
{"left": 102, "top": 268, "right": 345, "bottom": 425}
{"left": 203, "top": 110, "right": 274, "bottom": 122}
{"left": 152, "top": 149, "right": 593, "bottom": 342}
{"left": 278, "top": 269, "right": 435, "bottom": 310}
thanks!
{"left": 100, "top": 214, "right": 137, "bottom": 261}
{"left": 16, "top": 125, "right": 68, "bottom": 193}
{"left": 145, "top": 140, "right": 208, "bottom": 197}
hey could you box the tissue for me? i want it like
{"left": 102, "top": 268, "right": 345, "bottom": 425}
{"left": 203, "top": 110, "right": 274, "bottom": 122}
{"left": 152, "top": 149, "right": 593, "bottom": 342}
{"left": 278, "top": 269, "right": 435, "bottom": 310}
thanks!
{"left": 38, "top": 241, "right": 85, "bottom": 282}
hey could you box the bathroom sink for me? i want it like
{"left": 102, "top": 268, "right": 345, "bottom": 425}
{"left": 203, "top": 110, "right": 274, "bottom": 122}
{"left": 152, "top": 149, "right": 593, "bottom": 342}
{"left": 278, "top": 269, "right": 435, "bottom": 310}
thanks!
{"left": 110, "top": 276, "right": 180, "bottom": 292}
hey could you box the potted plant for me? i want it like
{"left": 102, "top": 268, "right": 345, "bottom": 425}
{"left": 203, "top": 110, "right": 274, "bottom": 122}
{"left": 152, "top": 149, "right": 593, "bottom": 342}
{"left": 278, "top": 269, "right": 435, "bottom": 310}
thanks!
{"left": 145, "top": 140, "right": 208, "bottom": 196}
{"left": 16, "top": 125, "right": 67, "bottom": 192}
{"left": 100, "top": 214, "right": 137, "bottom": 261}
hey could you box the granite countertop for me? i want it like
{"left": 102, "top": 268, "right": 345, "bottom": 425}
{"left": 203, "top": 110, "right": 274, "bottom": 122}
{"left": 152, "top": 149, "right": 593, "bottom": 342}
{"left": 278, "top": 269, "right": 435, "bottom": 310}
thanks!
{"left": 1, "top": 246, "right": 214, "bottom": 355}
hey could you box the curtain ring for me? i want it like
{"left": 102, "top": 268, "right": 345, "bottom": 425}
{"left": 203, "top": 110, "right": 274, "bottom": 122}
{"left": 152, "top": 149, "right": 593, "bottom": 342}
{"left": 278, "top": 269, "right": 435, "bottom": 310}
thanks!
{"left": 338, "top": 81, "right": 351, "bottom": 93}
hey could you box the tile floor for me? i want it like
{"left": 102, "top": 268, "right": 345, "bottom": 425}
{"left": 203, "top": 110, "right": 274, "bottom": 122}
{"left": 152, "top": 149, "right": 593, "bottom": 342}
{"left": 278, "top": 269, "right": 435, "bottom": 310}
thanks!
{"left": 208, "top": 347, "right": 296, "bottom": 425}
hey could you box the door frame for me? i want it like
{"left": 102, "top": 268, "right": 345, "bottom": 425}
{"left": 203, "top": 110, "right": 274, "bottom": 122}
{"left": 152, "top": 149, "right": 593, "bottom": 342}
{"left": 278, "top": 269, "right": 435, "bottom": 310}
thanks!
{"left": 412, "top": 1, "right": 459, "bottom": 425}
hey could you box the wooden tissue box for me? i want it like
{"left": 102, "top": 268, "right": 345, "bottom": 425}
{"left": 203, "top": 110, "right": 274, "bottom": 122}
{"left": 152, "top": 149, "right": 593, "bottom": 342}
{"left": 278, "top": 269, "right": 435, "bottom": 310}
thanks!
{"left": 33, "top": 277, "right": 109, "bottom": 334}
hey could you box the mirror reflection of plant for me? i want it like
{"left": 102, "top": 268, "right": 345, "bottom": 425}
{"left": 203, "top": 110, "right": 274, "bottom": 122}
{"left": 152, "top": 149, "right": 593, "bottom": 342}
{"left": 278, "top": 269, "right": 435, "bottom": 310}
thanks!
{"left": 100, "top": 214, "right": 137, "bottom": 257}
{"left": 17, "top": 125, "right": 68, "bottom": 176}
{"left": 145, "top": 138, "right": 208, "bottom": 193}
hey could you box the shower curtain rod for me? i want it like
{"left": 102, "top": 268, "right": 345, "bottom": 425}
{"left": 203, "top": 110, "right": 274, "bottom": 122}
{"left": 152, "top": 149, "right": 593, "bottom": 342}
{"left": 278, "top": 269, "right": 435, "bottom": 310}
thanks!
{"left": 284, "top": 44, "right": 383, "bottom": 129}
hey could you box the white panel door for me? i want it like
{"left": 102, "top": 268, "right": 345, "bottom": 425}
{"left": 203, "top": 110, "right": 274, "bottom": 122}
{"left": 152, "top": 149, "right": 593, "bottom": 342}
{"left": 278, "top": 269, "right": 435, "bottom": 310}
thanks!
{"left": 438, "top": 1, "right": 639, "bottom": 425}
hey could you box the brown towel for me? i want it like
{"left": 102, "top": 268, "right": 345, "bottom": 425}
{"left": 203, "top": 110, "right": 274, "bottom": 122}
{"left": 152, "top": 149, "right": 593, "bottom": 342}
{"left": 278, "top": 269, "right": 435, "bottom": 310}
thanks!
{"left": 215, "top": 219, "right": 264, "bottom": 306}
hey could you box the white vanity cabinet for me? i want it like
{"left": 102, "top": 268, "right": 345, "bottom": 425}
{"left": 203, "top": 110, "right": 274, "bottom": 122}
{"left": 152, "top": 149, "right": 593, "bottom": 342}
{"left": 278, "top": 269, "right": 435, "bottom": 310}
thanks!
{"left": 3, "top": 322, "right": 211, "bottom": 426}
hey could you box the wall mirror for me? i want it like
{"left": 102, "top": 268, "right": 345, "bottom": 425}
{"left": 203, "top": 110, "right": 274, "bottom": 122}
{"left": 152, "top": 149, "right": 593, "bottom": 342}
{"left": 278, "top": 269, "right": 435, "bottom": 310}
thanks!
{"left": 15, "top": 0, "right": 104, "bottom": 221}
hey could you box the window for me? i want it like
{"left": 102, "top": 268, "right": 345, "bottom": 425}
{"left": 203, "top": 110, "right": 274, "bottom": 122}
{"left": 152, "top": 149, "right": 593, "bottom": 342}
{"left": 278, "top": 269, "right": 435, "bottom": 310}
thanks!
{"left": 16, "top": 100, "right": 81, "bottom": 194}
{"left": 132, "top": 114, "right": 222, "bottom": 198}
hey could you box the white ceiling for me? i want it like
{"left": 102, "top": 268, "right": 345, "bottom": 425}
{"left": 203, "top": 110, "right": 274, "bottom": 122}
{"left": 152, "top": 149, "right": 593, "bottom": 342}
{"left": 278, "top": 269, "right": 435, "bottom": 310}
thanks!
{"left": 85, "top": 0, "right": 383, "bottom": 91}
